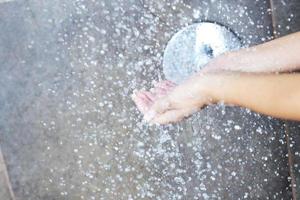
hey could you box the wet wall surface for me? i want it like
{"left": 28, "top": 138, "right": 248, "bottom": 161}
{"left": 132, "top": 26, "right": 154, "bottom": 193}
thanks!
{"left": 271, "top": 0, "right": 300, "bottom": 199}
{"left": 0, "top": 0, "right": 299, "bottom": 199}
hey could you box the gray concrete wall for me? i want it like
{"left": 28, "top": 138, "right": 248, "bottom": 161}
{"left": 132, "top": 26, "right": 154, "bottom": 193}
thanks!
{"left": 0, "top": 0, "right": 298, "bottom": 199}
{"left": 0, "top": 0, "right": 15, "bottom": 3}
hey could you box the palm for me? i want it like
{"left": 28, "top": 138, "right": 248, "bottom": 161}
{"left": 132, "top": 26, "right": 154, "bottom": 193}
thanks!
{"left": 131, "top": 80, "right": 176, "bottom": 115}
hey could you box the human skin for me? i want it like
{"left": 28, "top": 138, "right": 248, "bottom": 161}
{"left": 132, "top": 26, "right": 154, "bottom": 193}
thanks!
{"left": 145, "top": 73, "right": 300, "bottom": 124}
{"left": 132, "top": 32, "right": 300, "bottom": 124}
{"left": 204, "top": 31, "right": 300, "bottom": 73}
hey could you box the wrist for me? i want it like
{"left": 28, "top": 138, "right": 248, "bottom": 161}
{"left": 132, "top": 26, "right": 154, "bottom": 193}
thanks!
{"left": 204, "top": 51, "right": 234, "bottom": 72}
{"left": 196, "top": 73, "right": 221, "bottom": 105}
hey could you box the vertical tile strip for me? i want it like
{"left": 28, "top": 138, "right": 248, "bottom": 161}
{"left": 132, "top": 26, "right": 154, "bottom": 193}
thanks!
{"left": 268, "top": 0, "right": 277, "bottom": 37}
{"left": 269, "top": 0, "right": 297, "bottom": 199}
{"left": 285, "top": 123, "right": 297, "bottom": 200}
{"left": 0, "top": 146, "right": 16, "bottom": 200}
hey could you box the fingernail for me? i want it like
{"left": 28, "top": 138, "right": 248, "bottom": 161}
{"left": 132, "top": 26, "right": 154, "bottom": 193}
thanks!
{"left": 144, "top": 110, "right": 156, "bottom": 121}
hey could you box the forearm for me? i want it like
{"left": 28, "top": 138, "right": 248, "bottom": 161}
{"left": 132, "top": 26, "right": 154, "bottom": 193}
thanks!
{"left": 201, "top": 73, "right": 300, "bottom": 121}
{"left": 206, "top": 32, "right": 300, "bottom": 72}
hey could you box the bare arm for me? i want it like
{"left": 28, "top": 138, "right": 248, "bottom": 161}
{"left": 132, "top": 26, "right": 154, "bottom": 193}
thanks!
{"left": 149, "top": 72, "right": 300, "bottom": 124}
{"left": 203, "top": 73, "right": 300, "bottom": 121}
{"left": 134, "top": 32, "right": 300, "bottom": 124}
{"left": 205, "top": 32, "right": 300, "bottom": 73}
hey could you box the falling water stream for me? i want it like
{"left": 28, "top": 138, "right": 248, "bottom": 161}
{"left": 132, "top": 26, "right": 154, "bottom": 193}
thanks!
{"left": 0, "top": 0, "right": 298, "bottom": 199}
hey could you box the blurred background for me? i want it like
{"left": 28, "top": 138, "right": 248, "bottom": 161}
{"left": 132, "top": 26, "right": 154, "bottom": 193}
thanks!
{"left": 0, "top": 0, "right": 300, "bottom": 199}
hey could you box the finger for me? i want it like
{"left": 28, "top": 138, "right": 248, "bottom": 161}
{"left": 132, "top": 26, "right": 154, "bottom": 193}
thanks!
{"left": 150, "top": 87, "right": 168, "bottom": 98}
{"left": 154, "top": 80, "right": 176, "bottom": 90}
{"left": 144, "top": 97, "right": 172, "bottom": 121}
{"left": 132, "top": 92, "right": 153, "bottom": 113}
{"left": 151, "top": 81, "right": 176, "bottom": 99}
{"left": 164, "top": 80, "right": 177, "bottom": 87}
{"left": 140, "top": 90, "right": 155, "bottom": 102}
{"left": 132, "top": 96, "right": 148, "bottom": 113}
{"left": 152, "top": 107, "right": 198, "bottom": 125}
{"left": 151, "top": 96, "right": 173, "bottom": 114}
{"left": 137, "top": 91, "right": 152, "bottom": 102}
{"left": 154, "top": 80, "right": 175, "bottom": 90}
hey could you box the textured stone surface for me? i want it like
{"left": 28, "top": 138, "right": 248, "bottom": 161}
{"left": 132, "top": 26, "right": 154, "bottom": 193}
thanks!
{"left": 270, "top": 0, "right": 300, "bottom": 36}
{"left": 0, "top": 0, "right": 15, "bottom": 3}
{"left": 285, "top": 122, "right": 300, "bottom": 199}
{"left": 0, "top": 0, "right": 291, "bottom": 199}
{"left": 141, "top": 0, "right": 275, "bottom": 45}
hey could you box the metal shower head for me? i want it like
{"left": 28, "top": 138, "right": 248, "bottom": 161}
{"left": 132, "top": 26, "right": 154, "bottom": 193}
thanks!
{"left": 163, "top": 22, "right": 241, "bottom": 83}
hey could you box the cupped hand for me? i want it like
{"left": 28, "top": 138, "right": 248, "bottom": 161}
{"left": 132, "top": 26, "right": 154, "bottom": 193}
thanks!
{"left": 131, "top": 80, "right": 176, "bottom": 118}
{"left": 132, "top": 74, "right": 213, "bottom": 125}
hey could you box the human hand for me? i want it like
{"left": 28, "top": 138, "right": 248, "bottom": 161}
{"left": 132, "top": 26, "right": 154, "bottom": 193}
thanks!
{"left": 132, "top": 75, "right": 213, "bottom": 125}
{"left": 131, "top": 80, "right": 177, "bottom": 119}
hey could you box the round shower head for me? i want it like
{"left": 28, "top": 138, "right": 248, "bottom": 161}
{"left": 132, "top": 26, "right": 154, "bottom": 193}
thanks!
{"left": 163, "top": 22, "right": 241, "bottom": 83}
